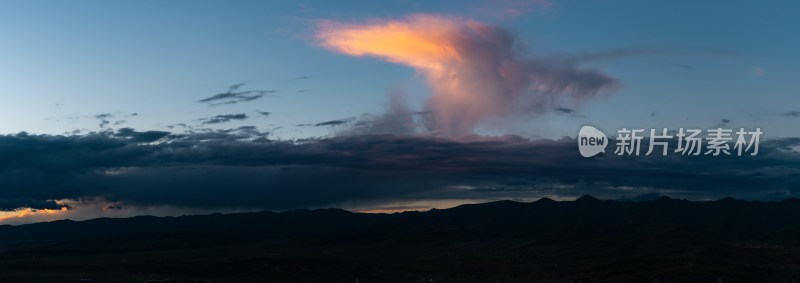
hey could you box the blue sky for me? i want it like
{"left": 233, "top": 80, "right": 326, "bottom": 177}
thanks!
{"left": 2, "top": 0, "right": 798, "bottom": 139}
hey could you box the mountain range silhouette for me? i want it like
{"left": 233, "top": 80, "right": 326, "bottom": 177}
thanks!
{"left": 1, "top": 195, "right": 800, "bottom": 282}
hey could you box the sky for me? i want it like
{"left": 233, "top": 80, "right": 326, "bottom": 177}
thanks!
{"left": 0, "top": 0, "right": 799, "bottom": 224}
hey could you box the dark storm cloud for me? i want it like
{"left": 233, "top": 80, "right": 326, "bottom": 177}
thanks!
{"left": 0, "top": 130, "right": 798, "bottom": 211}
{"left": 200, "top": 114, "right": 248, "bottom": 125}
{"left": 198, "top": 83, "right": 275, "bottom": 105}
{"left": 0, "top": 198, "right": 68, "bottom": 211}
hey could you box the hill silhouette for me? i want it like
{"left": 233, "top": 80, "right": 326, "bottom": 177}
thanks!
{"left": 1, "top": 196, "right": 800, "bottom": 282}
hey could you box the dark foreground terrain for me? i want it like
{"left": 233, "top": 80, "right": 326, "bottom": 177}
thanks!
{"left": 1, "top": 196, "right": 800, "bottom": 282}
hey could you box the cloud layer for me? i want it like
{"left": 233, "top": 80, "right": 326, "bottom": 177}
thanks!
{"left": 1, "top": 129, "right": 798, "bottom": 221}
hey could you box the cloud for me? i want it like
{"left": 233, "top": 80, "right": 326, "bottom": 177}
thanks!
{"left": 714, "top": 118, "right": 732, "bottom": 128}
{"left": 94, "top": 113, "right": 113, "bottom": 128}
{"left": 0, "top": 198, "right": 68, "bottom": 211}
{"left": 167, "top": 123, "right": 190, "bottom": 130}
{"left": 257, "top": 111, "right": 271, "bottom": 117}
{"left": 316, "top": 14, "right": 619, "bottom": 135}
{"left": 198, "top": 83, "right": 275, "bottom": 105}
{"left": 315, "top": 120, "right": 350, "bottom": 126}
{"left": 553, "top": 107, "right": 576, "bottom": 114}
{"left": 782, "top": 111, "right": 799, "bottom": 117}
{"left": 298, "top": 118, "right": 353, "bottom": 127}
{"left": 200, "top": 114, "right": 248, "bottom": 125}
{"left": 345, "top": 88, "right": 418, "bottom": 135}
{"left": 94, "top": 113, "right": 113, "bottom": 119}
{"left": 168, "top": 126, "right": 269, "bottom": 142}
{"left": 283, "top": 76, "right": 313, "bottom": 82}
{"left": 0, "top": 131, "right": 798, "bottom": 216}
{"left": 552, "top": 106, "right": 584, "bottom": 117}
{"left": 114, "top": 128, "right": 170, "bottom": 143}
{"left": 308, "top": 89, "right": 419, "bottom": 135}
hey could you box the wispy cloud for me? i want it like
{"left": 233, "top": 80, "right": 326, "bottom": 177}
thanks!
{"left": 553, "top": 106, "right": 583, "bottom": 117}
{"left": 198, "top": 83, "right": 275, "bottom": 106}
{"left": 298, "top": 117, "right": 355, "bottom": 127}
{"left": 713, "top": 118, "right": 732, "bottom": 128}
{"left": 314, "top": 120, "right": 350, "bottom": 126}
{"left": 200, "top": 114, "right": 248, "bottom": 125}
{"left": 282, "top": 76, "right": 313, "bottom": 82}
{"left": 782, "top": 111, "right": 799, "bottom": 117}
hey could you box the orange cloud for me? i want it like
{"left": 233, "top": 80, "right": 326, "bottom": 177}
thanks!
{"left": 0, "top": 206, "right": 68, "bottom": 223}
{"left": 318, "top": 15, "right": 466, "bottom": 71}
{"left": 316, "top": 14, "right": 618, "bottom": 135}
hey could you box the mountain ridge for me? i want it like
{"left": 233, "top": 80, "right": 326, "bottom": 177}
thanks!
{"left": 2, "top": 196, "right": 800, "bottom": 282}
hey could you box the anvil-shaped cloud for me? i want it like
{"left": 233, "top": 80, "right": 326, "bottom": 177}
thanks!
{"left": 317, "top": 14, "right": 619, "bottom": 135}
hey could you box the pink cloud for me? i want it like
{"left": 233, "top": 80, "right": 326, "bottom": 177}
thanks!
{"left": 316, "top": 14, "right": 618, "bottom": 135}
